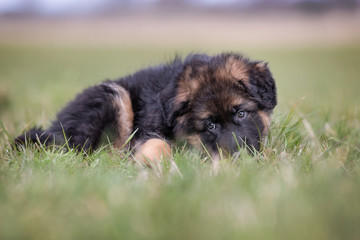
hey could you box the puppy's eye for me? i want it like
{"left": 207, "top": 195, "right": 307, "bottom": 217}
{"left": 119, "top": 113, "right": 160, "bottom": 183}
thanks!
{"left": 207, "top": 122, "right": 216, "bottom": 130}
{"left": 237, "top": 110, "right": 247, "bottom": 119}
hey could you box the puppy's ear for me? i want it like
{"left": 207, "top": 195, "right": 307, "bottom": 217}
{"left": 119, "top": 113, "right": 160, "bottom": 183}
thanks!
{"left": 160, "top": 82, "right": 191, "bottom": 127}
{"left": 166, "top": 55, "right": 209, "bottom": 126}
{"left": 167, "top": 100, "right": 190, "bottom": 127}
{"left": 243, "top": 61, "right": 277, "bottom": 110}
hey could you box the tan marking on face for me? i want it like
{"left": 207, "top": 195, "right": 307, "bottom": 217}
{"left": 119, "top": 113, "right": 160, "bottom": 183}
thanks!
{"left": 197, "top": 110, "right": 212, "bottom": 120}
{"left": 107, "top": 83, "right": 134, "bottom": 148}
{"left": 187, "top": 134, "right": 219, "bottom": 161}
{"left": 173, "top": 114, "right": 192, "bottom": 140}
{"left": 231, "top": 97, "right": 245, "bottom": 107}
{"left": 187, "top": 134, "right": 202, "bottom": 149}
{"left": 134, "top": 138, "right": 172, "bottom": 166}
{"left": 176, "top": 114, "right": 188, "bottom": 127}
{"left": 258, "top": 110, "right": 272, "bottom": 136}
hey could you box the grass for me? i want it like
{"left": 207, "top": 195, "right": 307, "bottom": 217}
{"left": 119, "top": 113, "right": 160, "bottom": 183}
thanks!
{"left": 0, "top": 45, "right": 360, "bottom": 240}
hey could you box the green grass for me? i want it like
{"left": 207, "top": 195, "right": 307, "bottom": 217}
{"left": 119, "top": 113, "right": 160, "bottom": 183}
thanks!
{"left": 1, "top": 46, "right": 360, "bottom": 240}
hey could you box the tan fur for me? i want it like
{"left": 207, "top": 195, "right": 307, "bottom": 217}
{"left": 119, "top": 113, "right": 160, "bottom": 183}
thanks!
{"left": 238, "top": 100, "right": 258, "bottom": 111}
{"left": 176, "top": 115, "right": 187, "bottom": 126}
{"left": 187, "top": 135, "right": 221, "bottom": 161}
{"left": 107, "top": 83, "right": 134, "bottom": 148}
{"left": 175, "top": 87, "right": 190, "bottom": 106}
{"left": 254, "top": 61, "right": 268, "bottom": 72}
{"left": 175, "top": 64, "right": 209, "bottom": 107}
{"left": 215, "top": 56, "right": 249, "bottom": 84}
{"left": 231, "top": 97, "right": 245, "bottom": 107}
{"left": 228, "top": 56, "right": 250, "bottom": 83}
{"left": 197, "top": 110, "right": 212, "bottom": 120}
{"left": 186, "top": 134, "right": 202, "bottom": 149}
{"left": 258, "top": 110, "right": 272, "bottom": 136}
{"left": 233, "top": 58, "right": 250, "bottom": 80}
{"left": 175, "top": 56, "right": 250, "bottom": 110}
{"left": 134, "top": 138, "right": 172, "bottom": 166}
{"left": 185, "top": 66, "right": 203, "bottom": 91}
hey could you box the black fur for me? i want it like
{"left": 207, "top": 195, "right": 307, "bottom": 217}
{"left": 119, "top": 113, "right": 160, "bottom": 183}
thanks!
{"left": 15, "top": 84, "right": 121, "bottom": 151}
{"left": 15, "top": 52, "right": 277, "bottom": 157}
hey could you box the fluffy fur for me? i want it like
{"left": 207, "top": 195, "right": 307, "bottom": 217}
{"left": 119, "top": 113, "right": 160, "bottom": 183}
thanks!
{"left": 15, "top": 52, "right": 277, "bottom": 162}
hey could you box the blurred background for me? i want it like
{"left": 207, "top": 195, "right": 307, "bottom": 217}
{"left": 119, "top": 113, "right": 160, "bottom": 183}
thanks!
{"left": 0, "top": 0, "right": 359, "bottom": 131}
{"left": 1, "top": 3, "right": 360, "bottom": 240}
{"left": 0, "top": 0, "right": 359, "bottom": 48}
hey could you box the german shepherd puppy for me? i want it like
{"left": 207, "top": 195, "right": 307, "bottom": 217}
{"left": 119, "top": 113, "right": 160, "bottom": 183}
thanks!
{"left": 15, "top": 52, "right": 277, "bottom": 163}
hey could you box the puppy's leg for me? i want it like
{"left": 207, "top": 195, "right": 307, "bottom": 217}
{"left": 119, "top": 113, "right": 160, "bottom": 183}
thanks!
{"left": 134, "top": 139, "right": 172, "bottom": 166}
{"left": 106, "top": 83, "right": 134, "bottom": 148}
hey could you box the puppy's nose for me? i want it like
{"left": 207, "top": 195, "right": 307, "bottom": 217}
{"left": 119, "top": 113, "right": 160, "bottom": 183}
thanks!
{"left": 225, "top": 135, "right": 260, "bottom": 155}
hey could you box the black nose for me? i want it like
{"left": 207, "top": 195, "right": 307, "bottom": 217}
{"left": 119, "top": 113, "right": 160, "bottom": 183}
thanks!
{"left": 217, "top": 132, "right": 260, "bottom": 155}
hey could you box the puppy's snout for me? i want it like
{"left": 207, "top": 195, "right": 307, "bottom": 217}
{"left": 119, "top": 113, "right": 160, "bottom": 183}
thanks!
{"left": 217, "top": 131, "right": 260, "bottom": 155}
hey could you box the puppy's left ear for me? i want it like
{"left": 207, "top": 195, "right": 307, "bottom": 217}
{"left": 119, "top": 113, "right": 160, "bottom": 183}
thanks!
{"left": 166, "top": 55, "right": 209, "bottom": 127}
{"left": 244, "top": 61, "right": 277, "bottom": 110}
{"left": 166, "top": 100, "right": 190, "bottom": 127}
{"left": 159, "top": 83, "right": 190, "bottom": 127}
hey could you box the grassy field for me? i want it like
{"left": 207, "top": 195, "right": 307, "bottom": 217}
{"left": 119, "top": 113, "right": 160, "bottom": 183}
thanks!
{"left": 0, "top": 45, "right": 360, "bottom": 240}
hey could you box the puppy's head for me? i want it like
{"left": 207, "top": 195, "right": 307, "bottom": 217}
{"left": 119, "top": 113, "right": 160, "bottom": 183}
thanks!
{"left": 169, "top": 53, "right": 277, "bottom": 158}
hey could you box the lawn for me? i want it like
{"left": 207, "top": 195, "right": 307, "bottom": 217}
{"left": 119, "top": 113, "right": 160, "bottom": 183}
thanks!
{"left": 0, "top": 46, "right": 360, "bottom": 240}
